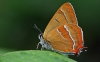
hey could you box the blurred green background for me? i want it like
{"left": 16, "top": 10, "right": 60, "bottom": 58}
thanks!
{"left": 0, "top": 0, "right": 100, "bottom": 62}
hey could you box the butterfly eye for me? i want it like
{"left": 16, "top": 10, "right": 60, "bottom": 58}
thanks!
{"left": 38, "top": 33, "right": 43, "bottom": 39}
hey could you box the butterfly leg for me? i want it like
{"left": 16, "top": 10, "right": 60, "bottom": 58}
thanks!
{"left": 36, "top": 42, "right": 40, "bottom": 49}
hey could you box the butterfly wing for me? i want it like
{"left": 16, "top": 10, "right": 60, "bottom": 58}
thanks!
{"left": 42, "top": 2, "right": 84, "bottom": 55}
{"left": 45, "top": 24, "right": 83, "bottom": 54}
{"left": 43, "top": 2, "right": 77, "bottom": 39}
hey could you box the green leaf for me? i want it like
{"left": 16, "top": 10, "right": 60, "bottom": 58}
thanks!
{"left": 0, "top": 50, "right": 77, "bottom": 62}
{"left": 0, "top": 48, "right": 15, "bottom": 57}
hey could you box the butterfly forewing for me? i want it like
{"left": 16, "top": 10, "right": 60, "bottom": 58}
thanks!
{"left": 43, "top": 2, "right": 77, "bottom": 39}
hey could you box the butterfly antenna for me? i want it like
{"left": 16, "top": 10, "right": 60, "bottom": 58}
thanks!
{"left": 31, "top": 24, "right": 42, "bottom": 33}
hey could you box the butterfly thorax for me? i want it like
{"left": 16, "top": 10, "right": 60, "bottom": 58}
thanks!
{"left": 38, "top": 33, "right": 54, "bottom": 50}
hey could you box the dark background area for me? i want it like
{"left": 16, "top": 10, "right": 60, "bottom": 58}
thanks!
{"left": 0, "top": 0, "right": 100, "bottom": 62}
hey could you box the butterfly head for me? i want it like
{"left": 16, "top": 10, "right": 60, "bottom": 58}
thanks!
{"left": 32, "top": 24, "right": 53, "bottom": 50}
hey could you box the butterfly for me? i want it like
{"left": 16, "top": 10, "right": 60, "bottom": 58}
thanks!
{"left": 33, "top": 2, "right": 85, "bottom": 55}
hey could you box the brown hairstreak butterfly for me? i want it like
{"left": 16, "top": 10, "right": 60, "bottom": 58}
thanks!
{"left": 33, "top": 2, "right": 86, "bottom": 55}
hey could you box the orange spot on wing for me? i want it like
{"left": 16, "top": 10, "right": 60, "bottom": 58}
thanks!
{"left": 58, "top": 26, "right": 72, "bottom": 41}
{"left": 74, "top": 26, "right": 84, "bottom": 49}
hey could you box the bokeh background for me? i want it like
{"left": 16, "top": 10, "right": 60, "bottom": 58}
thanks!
{"left": 0, "top": 0, "right": 100, "bottom": 62}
